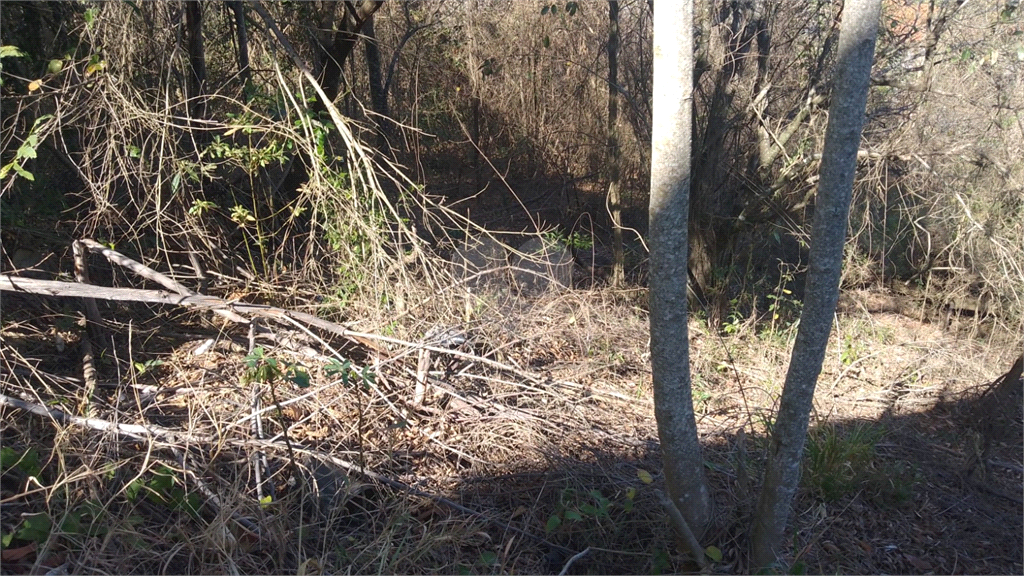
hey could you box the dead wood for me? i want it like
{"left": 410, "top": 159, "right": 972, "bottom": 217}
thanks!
{"left": 0, "top": 274, "right": 383, "bottom": 354}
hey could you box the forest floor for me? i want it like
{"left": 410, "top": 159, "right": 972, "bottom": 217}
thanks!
{"left": 1, "top": 272, "right": 1021, "bottom": 575}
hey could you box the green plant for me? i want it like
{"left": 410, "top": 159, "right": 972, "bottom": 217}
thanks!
{"left": 1, "top": 114, "right": 53, "bottom": 182}
{"left": 803, "top": 422, "right": 880, "bottom": 502}
{"left": 1, "top": 446, "right": 42, "bottom": 478}
{"left": 244, "top": 347, "right": 310, "bottom": 389}
{"left": 565, "top": 230, "right": 594, "bottom": 251}
{"left": 125, "top": 464, "right": 202, "bottom": 518}
{"left": 764, "top": 263, "right": 802, "bottom": 337}
{"left": 132, "top": 358, "right": 164, "bottom": 377}
{"left": 723, "top": 304, "right": 744, "bottom": 335}
{"left": 839, "top": 334, "right": 865, "bottom": 366}
{"left": 544, "top": 487, "right": 626, "bottom": 534}
{"left": 188, "top": 199, "right": 217, "bottom": 217}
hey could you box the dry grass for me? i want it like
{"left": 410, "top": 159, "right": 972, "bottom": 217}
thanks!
{"left": 2, "top": 3, "right": 1021, "bottom": 574}
{"left": 2, "top": 273, "right": 1021, "bottom": 575}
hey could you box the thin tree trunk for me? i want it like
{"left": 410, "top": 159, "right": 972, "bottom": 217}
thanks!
{"left": 184, "top": 0, "right": 206, "bottom": 119}
{"left": 649, "top": 0, "right": 711, "bottom": 540}
{"left": 229, "top": 0, "right": 250, "bottom": 89}
{"left": 606, "top": 0, "right": 624, "bottom": 287}
{"left": 750, "top": 0, "right": 881, "bottom": 567}
{"left": 364, "top": 14, "right": 391, "bottom": 149}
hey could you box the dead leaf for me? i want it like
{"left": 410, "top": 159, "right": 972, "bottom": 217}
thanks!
{"left": 1, "top": 542, "right": 36, "bottom": 562}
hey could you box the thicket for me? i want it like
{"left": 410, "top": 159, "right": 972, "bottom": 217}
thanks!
{"left": 1, "top": 1, "right": 1022, "bottom": 574}
{"left": 3, "top": 1, "right": 1021, "bottom": 330}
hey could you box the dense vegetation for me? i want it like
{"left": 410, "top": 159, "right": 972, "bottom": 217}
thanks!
{"left": 1, "top": 1, "right": 1021, "bottom": 574}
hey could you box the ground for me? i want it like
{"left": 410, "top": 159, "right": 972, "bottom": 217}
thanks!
{"left": 0, "top": 277, "right": 1021, "bottom": 575}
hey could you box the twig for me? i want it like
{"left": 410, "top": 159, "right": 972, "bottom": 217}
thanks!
{"left": 558, "top": 546, "right": 591, "bottom": 575}
{"left": 655, "top": 488, "right": 708, "bottom": 571}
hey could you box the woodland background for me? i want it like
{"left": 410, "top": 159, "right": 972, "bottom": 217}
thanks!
{"left": 0, "top": 1, "right": 1021, "bottom": 574}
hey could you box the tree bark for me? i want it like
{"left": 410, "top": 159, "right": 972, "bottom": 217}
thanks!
{"left": 364, "top": 14, "right": 391, "bottom": 149}
{"left": 317, "top": 0, "right": 384, "bottom": 106}
{"left": 750, "top": 0, "right": 881, "bottom": 568}
{"left": 184, "top": 0, "right": 207, "bottom": 119}
{"left": 228, "top": 0, "right": 250, "bottom": 89}
{"left": 606, "top": 0, "right": 624, "bottom": 287}
{"left": 649, "top": 0, "right": 711, "bottom": 539}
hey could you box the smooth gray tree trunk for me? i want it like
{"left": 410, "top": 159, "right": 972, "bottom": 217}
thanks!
{"left": 649, "top": 0, "right": 711, "bottom": 537}
{"left": 750, "top": 0, "right": 881, "bottom": 568}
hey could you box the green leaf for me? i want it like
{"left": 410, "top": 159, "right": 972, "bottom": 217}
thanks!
{"left": 360, "top": 366, "right": 376, "bottom": 387}
{"left": 47, "top": 59, "right": 63, "bottom": 74}
{"left": 579, "top": 503, "right": 597, "bottom": 516}
{"left": 61, "top": 510, "right": 82, "bottom": 534}
{"left": 0, "top": 45, "right": 27, "bottom": 59}
{"left": 125, "top": 477, "right": 145, "bottom": 501}
{"left": 259, "top": 494, "right": 273, "bottom": 509}
{"left": 0, "top": 447, "right": 17, "bottom": 468}
{"left": 16, "top": 141, "right": 37, "bottom": 160}
{"left": 325, "top": 358, "right": 350, "bottom": 375}
{"left": 12, "top": 163, "right": 33, "bottom": 181}
{"left": 244, "top": 347, "right": 266, "bottom": 368}
{"left": 541, "top": 5, "right": 549, "bottom": 15}
{"left": 478, "top": 551, "right": 497, "bottom": 566}
{"left": 1, "top": 532, "right": 13, "bottom": 547}
{"left": 287, "top": 365, "right": 310, "bottom": 388}
{"left": 545, "top": 514, "right": 561, "bottom": 533}
{"left": 1, "top": 447, "right": 40, "bottom": 477}
{"left": 704, "top": 545, "right": 723, "bottom": 562}
{"left": 16, "top": 513, "right": 52, "bottom": 543}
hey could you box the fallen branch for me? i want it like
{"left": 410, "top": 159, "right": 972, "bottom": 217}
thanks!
{"left": 0, "top": 392, "right": 213, "bottom": 443}
{"left": 0, "top": 275, "right": 382, "bottom": 354}
{"left": 79, "top": 238, "right": 248, "bottom": 324}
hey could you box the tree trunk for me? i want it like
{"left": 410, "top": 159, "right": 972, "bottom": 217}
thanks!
{"left": 364, "top": 14, "right": 391, "bottom": 149}
{"left": 317, "top": 1, "right": 384, "bottom": 106}
{"left": 749, "top": 0, "right": 881, "bottom": 568}
{"left": 184, "top": 0, "right": 206, "bottom": 120}
{"left": 228, "top": 0, "right": 250, "bottom": 89}
{"left": 606, "top": 0, "right": 624, "bottom": 287}
{"left": 649, "top": 0, "right": 712, "bottom": 540}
